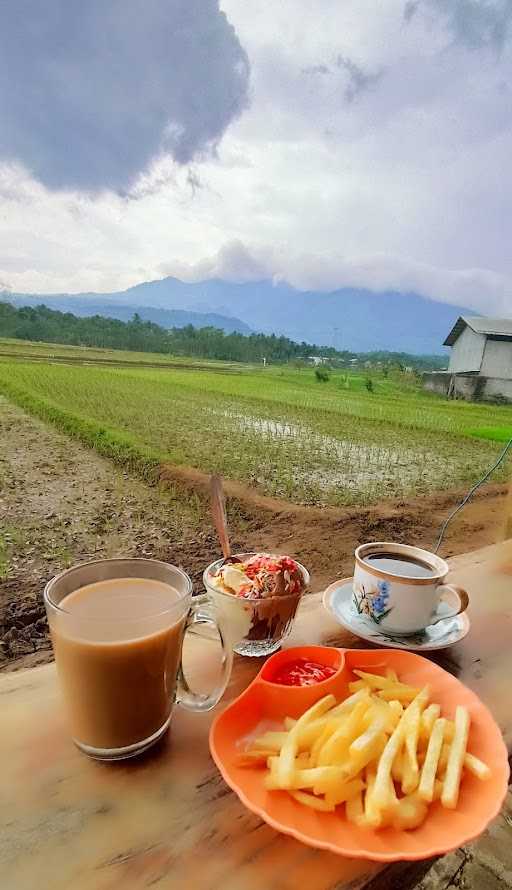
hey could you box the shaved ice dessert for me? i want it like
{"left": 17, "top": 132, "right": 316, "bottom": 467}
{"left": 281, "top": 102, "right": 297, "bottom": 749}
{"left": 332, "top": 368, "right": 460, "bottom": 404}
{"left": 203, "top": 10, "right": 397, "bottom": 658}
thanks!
{"left": 204, "top": 552, "right": 309, "bottom": 657}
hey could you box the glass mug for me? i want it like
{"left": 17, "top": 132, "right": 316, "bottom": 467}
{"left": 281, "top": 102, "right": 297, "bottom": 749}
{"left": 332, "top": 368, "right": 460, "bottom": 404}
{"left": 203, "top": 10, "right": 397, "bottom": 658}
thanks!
{"left": 44, "top": 558, "right": 233, "bottom": 760}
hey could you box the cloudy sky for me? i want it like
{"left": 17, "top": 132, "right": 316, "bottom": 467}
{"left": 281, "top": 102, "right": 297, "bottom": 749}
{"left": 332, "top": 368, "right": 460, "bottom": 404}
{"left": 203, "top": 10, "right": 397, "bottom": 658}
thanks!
{"left": 1, "top": 0, "right": 511, "bottom": 313}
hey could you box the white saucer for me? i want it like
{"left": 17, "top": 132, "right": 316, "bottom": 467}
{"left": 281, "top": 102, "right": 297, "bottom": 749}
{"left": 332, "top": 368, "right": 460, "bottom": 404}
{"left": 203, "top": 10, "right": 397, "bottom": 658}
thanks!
{"left": 323, "top": 577, "right": 470, "bottom": 651}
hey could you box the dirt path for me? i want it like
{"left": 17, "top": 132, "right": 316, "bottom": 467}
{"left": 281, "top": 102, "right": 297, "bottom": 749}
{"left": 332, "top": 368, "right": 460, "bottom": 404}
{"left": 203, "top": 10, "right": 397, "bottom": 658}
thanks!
{"left": 0, "top": 396, "right": 508, "bottom": 672}
{"left": 0, "top": 397, "right": 227, "bottom": 671}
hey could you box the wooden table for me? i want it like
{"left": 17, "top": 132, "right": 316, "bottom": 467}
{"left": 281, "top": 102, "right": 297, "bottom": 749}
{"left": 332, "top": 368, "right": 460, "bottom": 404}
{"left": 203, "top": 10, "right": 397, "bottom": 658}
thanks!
{"left": 2, "top": 541, "right": 512, "bottom": 890}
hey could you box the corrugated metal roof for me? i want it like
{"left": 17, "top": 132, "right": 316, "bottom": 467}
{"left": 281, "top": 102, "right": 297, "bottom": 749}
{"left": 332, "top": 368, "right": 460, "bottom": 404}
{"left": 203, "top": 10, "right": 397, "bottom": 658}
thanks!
{"left": 444, "top": 316, "right": 512, "bottom": 346}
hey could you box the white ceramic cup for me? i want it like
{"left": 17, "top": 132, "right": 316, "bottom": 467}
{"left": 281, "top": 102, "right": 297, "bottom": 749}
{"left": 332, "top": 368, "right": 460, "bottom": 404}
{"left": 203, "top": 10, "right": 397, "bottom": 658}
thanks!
{"left": 353, "top": 542, "right": 469, "bottom": 635}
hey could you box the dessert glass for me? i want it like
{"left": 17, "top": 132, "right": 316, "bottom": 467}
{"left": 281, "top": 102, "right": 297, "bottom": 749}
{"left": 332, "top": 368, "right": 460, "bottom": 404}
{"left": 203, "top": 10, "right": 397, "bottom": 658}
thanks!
{"left": 203, "top": 552, "right": 310, "bottom": 657}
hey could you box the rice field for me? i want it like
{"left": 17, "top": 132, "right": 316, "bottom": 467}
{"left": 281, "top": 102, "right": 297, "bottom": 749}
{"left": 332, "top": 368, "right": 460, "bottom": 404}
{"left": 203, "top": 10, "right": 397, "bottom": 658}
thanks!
{"left": 0, "top": 356, "right": 511, "bottom": 507}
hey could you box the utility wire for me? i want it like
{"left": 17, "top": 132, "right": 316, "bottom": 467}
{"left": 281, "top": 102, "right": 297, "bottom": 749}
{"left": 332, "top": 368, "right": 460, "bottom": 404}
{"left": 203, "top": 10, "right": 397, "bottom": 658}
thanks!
{"left": 434, "top": 437, "right": 512, "bottom": 554}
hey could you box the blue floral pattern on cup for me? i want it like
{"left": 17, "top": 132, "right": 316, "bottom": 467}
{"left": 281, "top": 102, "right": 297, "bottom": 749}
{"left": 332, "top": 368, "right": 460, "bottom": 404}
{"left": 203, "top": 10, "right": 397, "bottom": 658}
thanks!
{"left": 353, "top": 579, "right": 394, "bottom": 625}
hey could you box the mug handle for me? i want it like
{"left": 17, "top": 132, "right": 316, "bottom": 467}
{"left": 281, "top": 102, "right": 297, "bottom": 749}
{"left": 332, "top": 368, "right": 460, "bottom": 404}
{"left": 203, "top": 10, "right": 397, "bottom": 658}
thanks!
{"left": 176, "top": 598, "right": 233, "bottom": 712}
{"left": 430, "top": 585, "right": 469, "bottom": 626}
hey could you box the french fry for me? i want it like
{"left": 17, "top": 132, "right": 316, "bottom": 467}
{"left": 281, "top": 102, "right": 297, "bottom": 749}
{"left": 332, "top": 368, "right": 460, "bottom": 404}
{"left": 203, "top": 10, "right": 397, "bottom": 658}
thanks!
{"left": 309, "top": 766, "right": 349, "bottom": 791}
{"left": 432, "top": 779, "right": 444, "bottom": 801}
{"left": 353, "top": 669, "right": 421, "bottom": 700}
{"left": 350, "top": 718, "right": 387, "bottom": 757}
{"left": 267, "top": 755, "right": 279, "bottom": 773}
{"left": 277, "top": 694, "right": 336, "bottom": 788}
{"left": 373, "top": 724, "right": 406, "bottom": 808}
{"left": 418, "top": 717, "right": 446, "bottom": 802}
{"left": 365, "top": 776, "right": 397, "bottom": 830}
{"left": 235, "top": 749, "right": 276, "bottom": 766}
{"left": 386, "top": 772, "right": 399, "bottom": 811}
{"left": 298, "top": 719, "right": 336, "bottom": 748}
{"left": 346, "top": 789, "right": 366, "bottom": 826}
{"left": 388, "top": 699, "right": 404, "bottom": 720}
{"left": 323, "top": 778, "right": 365, "bottom": 807}
{"left": 329, "top": 687, "right": 371, "bottom": 717}
{"left": 386, "top": 668, "right": 399, "bottom": 682}
{"left": 391, "top": 745, "right": 405, "bottom": 783}
{"left": 442, "top": 706, "right": 470, "bottom": 809}
{"left": 254, "top": 717, "right": 335, "bottom": 752}
{"left": 348, "top": 729, "right": 386, "bottom": 777}
{"left": 378, "top": 686, "right": 421, "bottom": 702}
{"left": 366, "top": 699, "right": 401, "bottom": 734}
{"left": 410, "top": 686, "right": 430, "bottom": 718}
{"left": 348, "top": 680, "right": 367, "bottom": 693}
{"left": 309, "top": 722, "right": 339, "bottom": 767}
{"left": 401, "top": 755, "right": 420, "bottom": 795}
{"left": 464, "top": 752, "right": 491, "bottom": 781}
{"left": 364, "top": 768, "right": 382, "bottom": 829}
{"left": 419, "top": 704, "right": 441, "bottom": 741}
{"left": 402, "top": 692, "right": 430, "bottom": 794}
{"left": 437, "top": 742, "right": 450, "bottom": 775}
{"left": 402, "top": 701, "right": 422, "bottom": 793}
{"left": 252, "top": 732, "right": 287, "bottom": 751}
{"left": 317, "top": 699, "right": 370, "bottom": 766}
{"left": 291, "top": 790, "right": 335, "bottom": 811}
{"left": 444, "top": 720, "right": 455, "bottom": 743}
{"left": 392, "top": 795, "right": 428, "bottom": 830}
{"left": 265, "top": 765, "right": 346, "bottom": 791}
{"left": 373, "top": 687, "right": 429, "bottom": 809}
{"left": 353, "top": 670, "right": 398, "bottom": 689}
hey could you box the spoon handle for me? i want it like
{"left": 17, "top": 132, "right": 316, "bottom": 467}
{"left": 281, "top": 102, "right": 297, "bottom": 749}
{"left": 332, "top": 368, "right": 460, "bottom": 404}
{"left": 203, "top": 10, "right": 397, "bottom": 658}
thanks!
{"left": 210, "top": 474, "right": 231, "bottom": 560}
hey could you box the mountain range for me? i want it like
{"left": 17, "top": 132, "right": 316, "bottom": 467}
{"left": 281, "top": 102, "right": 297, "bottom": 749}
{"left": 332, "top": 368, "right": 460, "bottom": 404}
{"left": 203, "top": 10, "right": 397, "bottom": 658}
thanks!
{"left": 2, "top": 278, "right": 478, "bottom": 353}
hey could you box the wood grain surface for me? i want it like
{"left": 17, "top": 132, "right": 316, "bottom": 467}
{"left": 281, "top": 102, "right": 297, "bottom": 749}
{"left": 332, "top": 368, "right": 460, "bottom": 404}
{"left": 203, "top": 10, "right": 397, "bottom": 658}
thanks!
{"left": 2, "top": 541, "right": 512, "bottom": 890}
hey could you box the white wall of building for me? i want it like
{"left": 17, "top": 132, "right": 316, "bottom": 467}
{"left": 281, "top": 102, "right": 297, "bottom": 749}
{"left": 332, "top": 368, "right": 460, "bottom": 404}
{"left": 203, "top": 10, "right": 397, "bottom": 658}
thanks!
{"left": 484, "top": 377, "right": 512, "bottom": 400}
{"left": 423, "top": 372, "right": 512, "bottom": 402}
{"left": 480, "top": 339, "right": 512, "bottom": 379}
{"left": 448, "top": 326, "right": 485, "bottom": 372}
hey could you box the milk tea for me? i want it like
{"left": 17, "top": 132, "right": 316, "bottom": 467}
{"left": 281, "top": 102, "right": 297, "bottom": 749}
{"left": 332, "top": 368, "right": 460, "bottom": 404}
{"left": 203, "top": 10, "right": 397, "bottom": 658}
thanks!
{"left": 51, "top": 578, "right": 186, "bottom": 750}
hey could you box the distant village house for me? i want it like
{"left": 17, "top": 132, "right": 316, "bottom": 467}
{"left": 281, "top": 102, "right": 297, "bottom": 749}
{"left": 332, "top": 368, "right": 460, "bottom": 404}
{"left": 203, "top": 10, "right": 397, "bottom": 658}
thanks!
{"left": 308, "top": 355, "right": 331, "bottom": 366}
{"left": 424, "top": 316, "right": 512, "bottom": 403}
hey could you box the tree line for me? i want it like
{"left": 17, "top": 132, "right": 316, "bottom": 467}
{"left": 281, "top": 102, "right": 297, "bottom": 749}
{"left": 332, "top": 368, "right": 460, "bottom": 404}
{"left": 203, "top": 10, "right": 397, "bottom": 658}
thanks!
{"left": 0, "top": 302, "right": 445, "bottom": 369}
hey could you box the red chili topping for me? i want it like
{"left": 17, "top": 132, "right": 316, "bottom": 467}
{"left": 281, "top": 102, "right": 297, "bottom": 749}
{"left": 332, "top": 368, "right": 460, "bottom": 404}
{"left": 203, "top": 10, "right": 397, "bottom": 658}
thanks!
{"left": 271, "top": 658, "right": 337, "bottom": 686}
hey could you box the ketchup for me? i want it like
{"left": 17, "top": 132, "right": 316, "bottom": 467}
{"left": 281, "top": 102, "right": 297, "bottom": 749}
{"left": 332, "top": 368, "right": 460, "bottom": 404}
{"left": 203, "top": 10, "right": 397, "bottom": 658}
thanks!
{"left": 271, "top": 658, "right": 337, "bottom": 686}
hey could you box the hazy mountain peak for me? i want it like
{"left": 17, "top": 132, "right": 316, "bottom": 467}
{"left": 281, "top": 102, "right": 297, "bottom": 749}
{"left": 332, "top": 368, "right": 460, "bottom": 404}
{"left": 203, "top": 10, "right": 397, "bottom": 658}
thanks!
{"left": 4, "top": 277, "right": 481, "bottom": 353}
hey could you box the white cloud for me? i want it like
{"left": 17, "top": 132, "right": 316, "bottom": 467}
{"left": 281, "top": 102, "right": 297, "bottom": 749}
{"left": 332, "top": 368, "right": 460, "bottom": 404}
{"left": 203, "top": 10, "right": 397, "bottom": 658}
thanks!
{"left": 159, "top": 239, "right": 511, "bottom": 314}
{"left": 0, "top": 0, "right": 512, "bottom": 316}
{"left": 405, "top": 1, "right": 512, "bottom": 52}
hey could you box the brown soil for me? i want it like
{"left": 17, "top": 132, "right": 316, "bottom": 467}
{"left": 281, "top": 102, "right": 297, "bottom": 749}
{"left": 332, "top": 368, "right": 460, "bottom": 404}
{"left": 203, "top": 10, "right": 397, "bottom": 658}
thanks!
{"left": 162, "top": 463, "right": 509, "bottom": 575}
{"left": 0, "top": 398, "right": 224, "bottom": 672}
{"left": 0, "top": 396, "right": 508, "bottom": 673}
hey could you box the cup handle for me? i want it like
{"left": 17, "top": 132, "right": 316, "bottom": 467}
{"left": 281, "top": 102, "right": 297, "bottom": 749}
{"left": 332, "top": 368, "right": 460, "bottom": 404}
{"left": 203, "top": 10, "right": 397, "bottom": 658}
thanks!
{"left": 430, "top": 585, "right": 470, "bottom": 626}
{"left": 176, "top": 598, "right": 233, "bottom": 713}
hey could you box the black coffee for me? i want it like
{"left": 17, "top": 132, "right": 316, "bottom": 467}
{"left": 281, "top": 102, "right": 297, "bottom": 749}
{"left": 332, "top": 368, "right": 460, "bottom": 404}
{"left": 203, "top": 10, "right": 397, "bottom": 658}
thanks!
{"left": 364, "top": 553, "right": 435, "bottom": 579}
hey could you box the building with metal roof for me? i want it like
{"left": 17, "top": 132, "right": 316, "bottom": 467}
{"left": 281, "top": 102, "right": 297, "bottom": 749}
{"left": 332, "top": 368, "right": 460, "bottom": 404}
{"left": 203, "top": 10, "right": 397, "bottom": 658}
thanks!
{"left": 424, "top": 315, "right": 512, "bottom": 402}
{"left": 444, "top": 316, "right": 512, "bottom": 347}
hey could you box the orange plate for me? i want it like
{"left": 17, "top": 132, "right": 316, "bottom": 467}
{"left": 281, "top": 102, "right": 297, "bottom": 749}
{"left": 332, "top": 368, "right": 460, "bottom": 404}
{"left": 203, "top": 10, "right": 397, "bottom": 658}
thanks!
{"left": 209, "top": 646, "right": 509, "bottom": 861}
